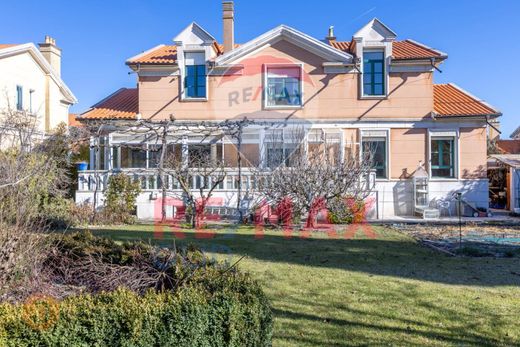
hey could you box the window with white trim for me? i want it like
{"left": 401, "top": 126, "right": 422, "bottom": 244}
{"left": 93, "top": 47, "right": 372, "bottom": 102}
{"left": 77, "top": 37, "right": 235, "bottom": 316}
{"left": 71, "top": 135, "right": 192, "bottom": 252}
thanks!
{"left": 361, "top": 130, "right": 388, "bottom": 179}
{"left": 362, "top": 51, "right": 385, "bottom": 96}
{"left": 264, "top": 129, "right": 299, "bottom": 168}
{"left": 430, "top": 136, "right": 456, "bottom": 178}
{"left": 265, "top": 66, "right": 302, "bottom": 107}
{"left": 184, "top": 52, "right": 206, "bottom": 99}
{"left": 16, "top": 85, "right": 23, "bottom": 111}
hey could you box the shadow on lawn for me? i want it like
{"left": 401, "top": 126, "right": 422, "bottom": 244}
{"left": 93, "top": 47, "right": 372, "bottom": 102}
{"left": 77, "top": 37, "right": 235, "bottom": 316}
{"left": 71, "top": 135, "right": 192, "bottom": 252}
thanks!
{"left": 272, "top": 306, "right": 515, "bottom": 346}
{"left": 87, "top": 226, "right": 520, "bottom": 287}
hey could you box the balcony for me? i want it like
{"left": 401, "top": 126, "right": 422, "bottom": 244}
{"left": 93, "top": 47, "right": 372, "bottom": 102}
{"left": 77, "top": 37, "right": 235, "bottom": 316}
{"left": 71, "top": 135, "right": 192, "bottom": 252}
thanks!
{"left": 77, "top": 168, "right": 376, "bottom": 193}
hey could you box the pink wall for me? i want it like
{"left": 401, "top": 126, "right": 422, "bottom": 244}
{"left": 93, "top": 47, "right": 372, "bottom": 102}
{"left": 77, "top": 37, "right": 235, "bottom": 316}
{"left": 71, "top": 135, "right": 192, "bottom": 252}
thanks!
{"left": 138, "top": 40, "right": 434, "bottom": 121}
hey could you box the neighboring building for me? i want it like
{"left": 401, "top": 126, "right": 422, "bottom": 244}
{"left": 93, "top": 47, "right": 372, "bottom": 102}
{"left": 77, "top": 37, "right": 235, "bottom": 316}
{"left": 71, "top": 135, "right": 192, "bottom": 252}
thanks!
{"left": 0, "top": 36, "right": 77, "bottom": 142}
{"left": 488, "top": 155, "right": 520, "bottom": 213}
{"left": 496, "top": 139, "right": 520, "bottom": 154}
{"left": 77, "top": 2, "right": 501, "bottom": 219}
{"left": 511, "top": 126, "right": 520, "bottom": 140}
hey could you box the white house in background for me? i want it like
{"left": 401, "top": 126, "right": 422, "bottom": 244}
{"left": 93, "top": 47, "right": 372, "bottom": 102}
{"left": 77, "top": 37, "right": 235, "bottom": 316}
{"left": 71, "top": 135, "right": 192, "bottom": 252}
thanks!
{"left": 0, "top": 36, "right": 77, "bottom": 137}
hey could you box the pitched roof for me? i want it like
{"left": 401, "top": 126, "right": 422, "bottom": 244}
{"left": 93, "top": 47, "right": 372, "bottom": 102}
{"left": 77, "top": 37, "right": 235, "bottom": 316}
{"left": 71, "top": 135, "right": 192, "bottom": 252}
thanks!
{"left": 127, "top": 44, "right": 178, "bottom": 65}
{"left": 433, "top": 83, "right": 500, "bottom": 117}
{"left": 496, "top": 140, "right": 520, "bottom": 154}
{"left": 0, "top": 43, "right": 77, "bottom": 104}
{"left": 329, "top": 39, "right": 446, "bottom": 60}
{"left": 126, "top": 42, "right": 235, "bottom": 65}
{"left": 68, "top": 113, "right": 82, "bottom": 127}
{"left": 0, "top": 44, "right": 20, "bottom": 49}
{"left": 80, "top": 88, "right": 138, "bottom": 120}
{"left": 511, "top": 126, "right": 520, "bottom": 139}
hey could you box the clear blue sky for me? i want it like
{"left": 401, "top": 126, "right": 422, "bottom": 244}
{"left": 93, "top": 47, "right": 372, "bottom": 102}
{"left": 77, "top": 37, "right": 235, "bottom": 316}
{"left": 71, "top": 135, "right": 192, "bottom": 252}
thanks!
{"left": 1, "top": 0, "right": 518, "bottom": 137}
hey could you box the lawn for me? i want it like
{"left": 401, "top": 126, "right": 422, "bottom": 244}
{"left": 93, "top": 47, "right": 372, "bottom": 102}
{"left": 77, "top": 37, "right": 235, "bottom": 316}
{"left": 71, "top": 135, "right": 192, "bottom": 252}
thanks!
{"left": 84, "top": 223, "right": 520, "bottom": 346}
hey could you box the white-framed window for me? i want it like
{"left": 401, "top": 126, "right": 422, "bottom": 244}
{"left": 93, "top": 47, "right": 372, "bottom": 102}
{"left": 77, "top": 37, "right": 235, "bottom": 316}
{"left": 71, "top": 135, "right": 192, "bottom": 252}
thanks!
{"left": 264, "top": 65, "right": 303, "bottom": 108}
{"left": 16, "top": 85, "right": 23, "bottom": 111}
{"left": 307, "top": 128, "right": 343, "bottom": 163}
{"left": 360, "top": 129, "right": 389, "bottom": 179}
{"left": 29, "top": 89, "right": 35, "bottom": 114}
{"left": 183, "top": 51, "right": 207, "bottom": 99}
{"left": 429, "top": 130, "right": 458, "bottom": 179}
{"left": 263, "top": 128, "right": 299, "bottom": 168}
{"left": 362, "top": 49, "right": 386, "bottom": 97}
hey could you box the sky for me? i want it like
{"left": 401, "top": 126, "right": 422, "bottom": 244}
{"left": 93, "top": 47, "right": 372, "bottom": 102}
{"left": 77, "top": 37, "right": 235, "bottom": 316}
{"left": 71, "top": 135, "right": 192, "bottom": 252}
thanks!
{"left": 0, "top": 0, "right": 518, "bottom": 137}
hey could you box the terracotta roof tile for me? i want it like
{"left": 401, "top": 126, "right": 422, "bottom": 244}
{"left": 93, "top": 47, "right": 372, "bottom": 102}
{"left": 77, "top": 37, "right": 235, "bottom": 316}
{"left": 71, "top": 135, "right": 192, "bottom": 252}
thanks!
{"left": 329, "top": 39, "right": 445, "bottom": 60}
{"left": 80, "top": 88, "right": 138, "bottom": 120}
{"left": 393, "top": 40, "right": 445, "bottom": 60}
{"left": 127, "top": 45, "right": 177, "bottom": 65}
{"left": 127, "top": 42, "right": 241, "bottom": 65}
{"left": 433, "top": 84, "right": 500, "bottom": 117}
{"left": 0, "top": 44, "right": 20, "bottom": 49}
{"left": 328, "top": 40, "right": 352, "bottom": 52}
{"left": 496, "top": 140, "right": 520, "bottom": 154}
{"left": 68, "top": 113, "right": 82, "bottom": 127}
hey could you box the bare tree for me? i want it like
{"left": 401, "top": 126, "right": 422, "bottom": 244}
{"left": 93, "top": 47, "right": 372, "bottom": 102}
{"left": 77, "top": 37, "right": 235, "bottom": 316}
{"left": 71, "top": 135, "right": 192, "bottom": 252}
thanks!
{"left": 165, "top": 146, "right": 227, "bottom": 228}
{"left": 255, "top": 127, "right": 374, "bottom": 228}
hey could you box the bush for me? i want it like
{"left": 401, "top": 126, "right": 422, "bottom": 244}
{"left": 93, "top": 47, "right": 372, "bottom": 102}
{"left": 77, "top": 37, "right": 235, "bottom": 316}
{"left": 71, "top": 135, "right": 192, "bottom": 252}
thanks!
{"left": 327, "top": 197, "right": 366, "bottom": 224}
{"left": 39, "top": 197, "right": 92, "bottom": 229}
{"left": 104, "top": 174, "right": 141, "bottom": 224}
{"left": 0, "top": 285, "right": 272, "bottom": 347}
{"left": 0, "top": 232, "right": 273, "bottom": 345}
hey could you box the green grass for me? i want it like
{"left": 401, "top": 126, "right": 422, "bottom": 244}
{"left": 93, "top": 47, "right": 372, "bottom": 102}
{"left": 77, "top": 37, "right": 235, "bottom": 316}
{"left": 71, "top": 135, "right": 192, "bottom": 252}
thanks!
{"left": 81, "top": 223, "right": 520, "bottom": 346}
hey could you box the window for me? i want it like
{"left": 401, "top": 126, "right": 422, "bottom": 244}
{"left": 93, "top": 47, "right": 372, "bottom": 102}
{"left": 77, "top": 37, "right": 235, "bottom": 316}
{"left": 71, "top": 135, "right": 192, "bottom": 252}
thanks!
{"left": 188, "top": 144, "right": 212, "bottom": 165}
{"left": 148, "top": 145, "right": 162, "bottom": 168}
{"left": 16, "top": 85, "right": 23, "bottom": 111}
{"left": 264, "top": 129, "right": 299, "bottom": 168}
{"left": 431, "top": 137, "right": 455, "bottom": 178}
{"left": 29, "top": 89, "right": 35, "bottom": 114}
{"left": 266, "top": 66, "right": 302, "bottom": 107}
{"left": 362, "top": 136, "right": 387, "bottom": 179}
{"left": 93, "top": 137, "right": 108, "bottom": 170}
{"left": 121, "top": 146, "right": 147, "bottom": 168}
{"left": 363, "top": 51, "right": 385, "bottom": 96}
{"left": 184, "top": 52, "right": 206, "bottom": 99}
{"left": 307, "top": 129, "right": 342, "bottom": 164}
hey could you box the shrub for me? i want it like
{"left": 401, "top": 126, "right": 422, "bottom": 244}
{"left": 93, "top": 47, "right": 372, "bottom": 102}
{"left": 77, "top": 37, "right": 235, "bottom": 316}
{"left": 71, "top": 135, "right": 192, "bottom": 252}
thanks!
{"left": 0, "top": 286, "right": 272, "bottom": 347}
{"left": 0, "top": 232, "right": 273, "bottom": 345}
{"left": 327, "top": 197, "right": 366, "bottom": 224}
{"left": 38, "top": 197, "right": 92, "bottom": 229}
{"left": 104, "top": 173, "right": 141, "bottom": 224}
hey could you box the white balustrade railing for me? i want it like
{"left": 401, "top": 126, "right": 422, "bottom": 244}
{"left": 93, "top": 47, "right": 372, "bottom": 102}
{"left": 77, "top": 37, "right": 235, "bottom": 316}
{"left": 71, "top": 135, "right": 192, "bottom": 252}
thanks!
{"left": 77, "top": 169, "right": 377, "bottom": 193}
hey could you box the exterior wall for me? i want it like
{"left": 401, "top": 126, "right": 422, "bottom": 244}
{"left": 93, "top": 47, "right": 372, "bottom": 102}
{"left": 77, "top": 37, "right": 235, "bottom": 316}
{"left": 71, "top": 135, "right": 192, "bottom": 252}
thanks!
{"left": 460, "top": 127, "right": 487, "bottom": 179}
{"left": 138, "top": 40, "right": 434, "bottom": 122}
{"left": 0, "top": 53, "right": 47, "bottom": 134}
{"left": 375, "top": 179, "right": 489, "bottom": 218}
{"left": 390, "top": 128, "right": 426, "bottom": 179}
{"left": 0, "top": 51, "right": 70, "bottom": 136}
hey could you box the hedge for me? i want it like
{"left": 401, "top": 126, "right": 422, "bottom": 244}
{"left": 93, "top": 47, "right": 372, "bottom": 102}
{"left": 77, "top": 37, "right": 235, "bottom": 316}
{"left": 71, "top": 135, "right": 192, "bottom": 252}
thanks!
{"left": 0, "top": 279, "right": 272, "bottom": 346}
{"left": 0, "top": 232, "right": 273, "bottom": 346}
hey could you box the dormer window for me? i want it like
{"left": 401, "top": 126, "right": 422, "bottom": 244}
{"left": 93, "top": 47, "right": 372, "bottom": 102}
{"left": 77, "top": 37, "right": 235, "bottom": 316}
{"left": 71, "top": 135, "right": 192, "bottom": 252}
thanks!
{"left": 184, "top": 52, "right": 206, "bottom": 99}
{"left": 265, "top": 65, "right": 302, "bottom": 107}
{"left": 362, "top": 51, "right": 385, "bottom": 96}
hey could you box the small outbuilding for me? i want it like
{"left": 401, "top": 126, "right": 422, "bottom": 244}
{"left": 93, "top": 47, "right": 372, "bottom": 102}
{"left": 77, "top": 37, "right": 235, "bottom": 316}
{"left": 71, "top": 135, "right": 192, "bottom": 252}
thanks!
{"left": 488, "top": 154, "right": 520, "bottom": 213}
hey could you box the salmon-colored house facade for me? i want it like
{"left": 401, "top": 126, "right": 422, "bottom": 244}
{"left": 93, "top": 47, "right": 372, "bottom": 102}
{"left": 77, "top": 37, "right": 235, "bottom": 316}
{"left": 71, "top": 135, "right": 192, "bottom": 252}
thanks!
{"left": 77, "top": 2, "right": 500, "bottom": 219}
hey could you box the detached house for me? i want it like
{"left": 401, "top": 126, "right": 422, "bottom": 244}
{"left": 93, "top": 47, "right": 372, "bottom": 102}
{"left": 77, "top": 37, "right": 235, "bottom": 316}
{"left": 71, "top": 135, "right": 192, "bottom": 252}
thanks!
{"left": 77, "top": 1, "right": 500, "bottom": 219}
{"left": 0, "top": 37, "right": 77, "bottom": 146}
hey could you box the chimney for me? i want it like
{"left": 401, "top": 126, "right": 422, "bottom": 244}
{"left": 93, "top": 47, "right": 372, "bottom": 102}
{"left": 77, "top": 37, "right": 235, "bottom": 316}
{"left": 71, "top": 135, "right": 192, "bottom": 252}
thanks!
{"left": 222, "top": 1, "right": 234, "bottom": 53}
{"left": 38, "top": 35, "right": 61, "bottom": 77}
{"left": 326, "top": 26, "right": 336, "bottom": 41}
